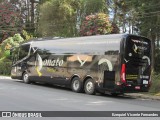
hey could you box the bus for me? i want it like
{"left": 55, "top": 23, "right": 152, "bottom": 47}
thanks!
{"left": 11, "top": 34, "right": 152, "bottom": 95}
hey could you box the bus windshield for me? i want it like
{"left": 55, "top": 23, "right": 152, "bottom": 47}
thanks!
{"left": 11, "top": 44, "right": 30, "bottom": 65}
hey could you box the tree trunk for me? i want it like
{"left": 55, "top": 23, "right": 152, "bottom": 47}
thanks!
{"left": 30, "top": 0, "right": 35, "bottom": 31}
{"left": 150, "top": 32, "right": 156, "bottom": 72}
{"left": 27, "top": 0, "right": 30, "bottom": 24}
{"left": 113, "top": 0, "right": 118, "bottom": 23}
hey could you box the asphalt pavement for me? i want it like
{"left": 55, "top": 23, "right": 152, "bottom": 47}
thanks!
{"left": 0, "top": 76, "right": 160, "bottom": 100}
{"left": 0, "top": 77, "right": 160, "bottom": 120}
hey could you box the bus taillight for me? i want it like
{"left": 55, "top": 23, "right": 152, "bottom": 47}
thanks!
{"left": 121, "top": 64, "right": 126, "bottom": 83}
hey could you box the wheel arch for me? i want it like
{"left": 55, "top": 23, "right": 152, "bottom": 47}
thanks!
{"left": 21, "top": 70, "right": 29, "bottom": 80}
{"left": 83, "top": 75, "right": 94, "bottom": 87}
{"left": 70, "top": 74, "right": 80, "bottom": 84}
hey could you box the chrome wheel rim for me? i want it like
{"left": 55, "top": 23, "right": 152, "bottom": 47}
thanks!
{"left": 73, "top": 80, "right": 80, "bottom": 91}
{"left": 23, "top": 73, "right": 28, "bottom": 82}
{"left": 86, "top": 81, "right": 93, "bottom": 92}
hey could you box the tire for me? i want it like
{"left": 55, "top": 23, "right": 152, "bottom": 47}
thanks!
{"left": 84, "top": 78, "right": 95, "bottom": 95}
{"left": 22, "top": 72, "right": 30, "bottom": 84}
{"left": 71, "top": 77, "right": 83, "bottom": 93}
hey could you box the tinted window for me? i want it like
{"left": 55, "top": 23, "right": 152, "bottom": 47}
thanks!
{"left": 126, "top": 36, "right": 151, "bottom": 58}
{"left": 124, "top": 36, "right": 151, "bottom": 68}
{"left": 19, "top": 44, "right": 30, "bottom": 60}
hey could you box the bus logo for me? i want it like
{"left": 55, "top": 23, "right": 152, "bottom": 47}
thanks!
{"left": 43, "top": 59, "right": 64, "bottom": 67}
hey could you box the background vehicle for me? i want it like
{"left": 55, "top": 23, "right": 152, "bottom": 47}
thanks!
{"left": 11, "top": 34, "right": 152, "bottom": 95}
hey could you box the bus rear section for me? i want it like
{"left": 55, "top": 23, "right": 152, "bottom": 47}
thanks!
{"left": 119, "top": 35, "right": 151, "bottom": 93}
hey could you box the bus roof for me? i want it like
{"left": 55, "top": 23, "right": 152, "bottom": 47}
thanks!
{"left": 29, "top": 34, "right": 126, "bottom": 43}
{"left": 20, "top": 34, "right": 150, "bottom": 55}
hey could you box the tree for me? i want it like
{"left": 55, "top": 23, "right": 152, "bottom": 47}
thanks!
{"left": 124, "top": 0, "right": 160, "bottom": 72}
{"left": 38, "top": 0, "right": 79, "bottom": 37}
{"left": 80, "top": 13, "right": 112, "bottom": 36}
{"left": 0, "top": 33, "right": 24, "bottom": 63}
{"left": 37, "top": 0, "right": 111, "bottom": 37}
{"left": 75, "top": 0, "right": 109, "bottom": 32}
{"left": 82, "top": 0, "right": 108, "bottom": 16}
{"left": 112, "top": 0, "right": 160, "bottom": 72}
{"left": 7, "top": 0, "right": 40, "bottom": 35}
{"left": 111, "top": 22, "right": 120, "bottom": 34}
{"left": 0, "top": 1, "right": 24, "bottom": 43}
{"left": 0, "top": 33, "right": 24, "bottom": 75}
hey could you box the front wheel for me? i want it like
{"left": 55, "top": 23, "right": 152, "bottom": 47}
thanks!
{"left": 84, "top": 78, "right": 95, "bottom": 95}
{"left": 22, "top": 72, "right": 30, "bottom": 84}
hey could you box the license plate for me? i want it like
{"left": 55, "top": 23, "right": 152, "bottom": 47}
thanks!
{"left": 135, "top": 86, "right": 140, "bottom": 90}
{"left": 143, "top": 80, "right": 148, "bottom": 85}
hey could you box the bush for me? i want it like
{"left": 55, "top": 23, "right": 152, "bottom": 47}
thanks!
{"left": 149, "top": 73, "right": 160, "bottom": 94}
{"left": 0, "top": 33, "right": 29, "bottom": 76}
{"left": 154, "top": 48, "right": 160, "bottom": 73}
{"left": 22, "top": 30, "right": 34, "bottom": 41}
{"left": 1, "top": 33, "right": 24, "bottom": 51}
{"left": 80, "top": 13, "right": 112, "bottom": 36}
{"left": 0, "top": 61, "right": 12, "bottom": 75}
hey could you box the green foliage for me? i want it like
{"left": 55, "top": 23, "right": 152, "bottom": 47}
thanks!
{"left": 129, "top": 0, "right": 160, "bottom": 73}
{"left": 108, "top": 0, "right": 160, "bottom": 73}
{"left": 12, "top": 34, "right": 24, "bottom": 44}
{"left": 2, "top": 34, "right": 24, "bottom": 48}
{"left": 37, "top": 0, "right": 109, "bottom": 37}
{"left": 154, "top": 48, "right": 160, "bottom": 73}
{"left": 82, "top": 0, "right": 108, "bottom": 16}
{"left": 80, "top": 13, "right": 112, "bottom": 36}
{"left": 0, "top": 61, "right": 12, "bottom": 75}
{"left": 0, "top": 33, "right": 24, "bottom": 58}
{"left": 0, "top": 33, "right": 24, "bottom": 75}
{"left": 38, "top": 0, "right": 78, "bottom": 37}
{"left": 149, "top": 73, "right": 160, "bottom": 94}
{"left": 22, "top": 30, "right": 34, "bottom": 41}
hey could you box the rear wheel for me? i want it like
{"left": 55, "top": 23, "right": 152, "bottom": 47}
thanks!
{"left": 22, "top": 72, "right": 30, "bottom": 84}
{"left": 84, "top": 78, "right": 95, "bottom": 95}
{"left": 71, "top": 77, "right": 83, "bottom": 93}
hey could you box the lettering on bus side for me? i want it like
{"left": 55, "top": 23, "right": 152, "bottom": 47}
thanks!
{"left": 42, "top": 58, "right": 64, "bottom": 67}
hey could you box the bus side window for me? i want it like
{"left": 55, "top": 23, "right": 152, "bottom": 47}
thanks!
{"left": 19, "top": 44, "right": 30, "bottom": 60}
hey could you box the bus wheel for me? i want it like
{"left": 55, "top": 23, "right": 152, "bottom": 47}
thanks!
{"left": 22, "top": 72, "right": 30, "bottom": 84}
{"left": 71, "top": 77, "right": 83, "bottom": 93}
{"left": 84, "top": 78, "right": 95, "bottom": 95}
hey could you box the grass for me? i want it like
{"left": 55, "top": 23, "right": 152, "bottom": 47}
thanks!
{"left": 0, "top": 74, "right": 10, "bottom": 77}
{"left": 149, "top": 73, "right": 160, "bottom": 95}
{"left": 155, "top": 93, "right": 160, "bottom": 96}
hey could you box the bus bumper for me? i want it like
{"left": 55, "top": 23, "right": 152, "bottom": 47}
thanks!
{"left": 114, "top": 84, "right": 150, "bottom": 93}
{"left": 96, "top": 84, "right": 150, "bottom": 94}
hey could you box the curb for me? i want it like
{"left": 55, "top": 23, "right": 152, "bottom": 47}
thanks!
{"left": 126, "top": 93, "right": 160, "bottom": 101}
{"left": 0, "top": 76, "right": 11, "bottom": 79}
